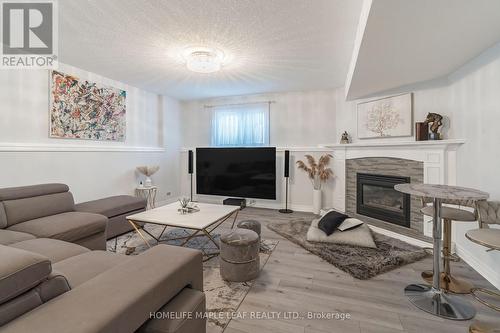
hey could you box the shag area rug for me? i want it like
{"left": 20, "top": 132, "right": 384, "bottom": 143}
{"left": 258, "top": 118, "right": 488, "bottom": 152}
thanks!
{"left": 267, "top": 219, "right": 427, "bottom": 280}
{"left": 107, "top": 225, "right": 278, "bottom": 333}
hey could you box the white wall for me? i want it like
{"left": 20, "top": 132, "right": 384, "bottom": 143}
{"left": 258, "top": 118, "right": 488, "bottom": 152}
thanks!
{"left": 335, "top": 43, "right": 500, "bottom": 289}
{"left": 179, "top": 90, "right": 337, "bottom": 211}
{"left": 180, "top": 90, "right": 337, "bottom": 147}
{"left": 0, "top": 64, "right": 181, "bottom": 203}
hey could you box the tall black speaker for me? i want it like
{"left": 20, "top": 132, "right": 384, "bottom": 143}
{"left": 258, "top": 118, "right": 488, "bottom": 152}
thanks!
{"left": 284, "top": 149, "right": 290, "bottom": 177}
{"left": 279, "top": 150, "right": 293, "bottom": 214}
{"left": 188, "top": 150, "right": 194, "bottom": 201}
{"left": 188, "top": 150, "right": 193, "bottom": 174}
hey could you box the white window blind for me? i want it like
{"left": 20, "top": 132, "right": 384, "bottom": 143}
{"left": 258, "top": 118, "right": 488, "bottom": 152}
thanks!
{"left": 211, "top": 102, "right": 270, "bottom": 146}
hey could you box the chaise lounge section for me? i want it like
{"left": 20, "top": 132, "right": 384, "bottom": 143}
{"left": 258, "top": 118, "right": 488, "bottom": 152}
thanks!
{"left": 75, "top": 195, "right": 147, "bottom": 239}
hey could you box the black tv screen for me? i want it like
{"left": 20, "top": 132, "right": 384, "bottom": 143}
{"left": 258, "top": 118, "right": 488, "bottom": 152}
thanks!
{"left": 196, "top": 147, "right": 276, "bottom": 200}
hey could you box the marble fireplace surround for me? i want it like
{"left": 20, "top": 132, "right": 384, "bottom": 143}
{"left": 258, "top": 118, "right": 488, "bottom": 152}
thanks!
{"left": 345, "top": 157, "right": 424, "bottom": 233}
{"left": 321, "top": 139, "right": 465, "bottom": 238}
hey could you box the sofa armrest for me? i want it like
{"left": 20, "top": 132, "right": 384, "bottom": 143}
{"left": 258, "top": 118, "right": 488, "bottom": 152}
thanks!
{"left": 0, "top": 245, "right": 203, "bottom": 333}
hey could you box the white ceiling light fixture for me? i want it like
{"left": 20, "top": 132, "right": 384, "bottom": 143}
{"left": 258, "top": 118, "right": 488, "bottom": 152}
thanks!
{"left": 182, "top": 46, "right": 226, "bottom": 74}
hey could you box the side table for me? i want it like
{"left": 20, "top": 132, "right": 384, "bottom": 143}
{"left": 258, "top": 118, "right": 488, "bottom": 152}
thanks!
{"left": 136, "top": 186, "right": 158, "bottom": 209}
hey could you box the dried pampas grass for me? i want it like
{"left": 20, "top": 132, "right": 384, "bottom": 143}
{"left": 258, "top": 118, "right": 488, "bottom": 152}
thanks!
{"left": 296, "top": 154, "right": 333, "bottom": 190}
{"left": 136, "top": 165, "right": 160, "bottom": 177}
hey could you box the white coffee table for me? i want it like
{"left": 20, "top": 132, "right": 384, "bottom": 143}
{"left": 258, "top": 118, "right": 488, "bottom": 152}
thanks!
{"left": 126, "top": 202, "right": 240, "bottom": 259}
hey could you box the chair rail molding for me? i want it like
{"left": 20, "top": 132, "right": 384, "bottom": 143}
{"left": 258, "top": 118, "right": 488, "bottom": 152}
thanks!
{"left": 0, "top": 142, "right": 165, "bottom": 152}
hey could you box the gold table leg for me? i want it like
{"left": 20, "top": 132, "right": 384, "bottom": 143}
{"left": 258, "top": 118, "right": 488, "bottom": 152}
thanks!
{"left": 126, "top": 209, "right": 238, "bottom": 260}
{"left": 128, "top": 220, "right": 151, "bottom": 249}
{"left": 202, "top": 228, "right": 220, "bottom": 249}
{"left": 231, "top": 209, "right": 239, "bottom": 229}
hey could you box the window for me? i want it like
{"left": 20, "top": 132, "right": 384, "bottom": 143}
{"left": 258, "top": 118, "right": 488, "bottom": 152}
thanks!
{"left": 211, "top": 103, "right": 270, "bottom": 146}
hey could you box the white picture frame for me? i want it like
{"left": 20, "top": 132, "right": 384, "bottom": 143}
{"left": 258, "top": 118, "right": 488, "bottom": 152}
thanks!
{"left": 357, "top": 93, "right": 413, "bottom": 139}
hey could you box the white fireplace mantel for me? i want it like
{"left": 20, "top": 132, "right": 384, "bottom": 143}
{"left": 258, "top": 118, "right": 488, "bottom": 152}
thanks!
{"left": 320, "top": 139, "right": 465, "bottom": 149}
{"left": 320, "top": 139, "right": 466, "bottom": 237}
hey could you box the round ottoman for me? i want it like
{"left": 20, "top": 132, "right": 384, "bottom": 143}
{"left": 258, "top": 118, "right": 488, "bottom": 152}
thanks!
{"left": 237, "top": 220, "right": 261, "bottom": 238}
{"left": 220, "top": 229, "right": 260, "bottom": 282}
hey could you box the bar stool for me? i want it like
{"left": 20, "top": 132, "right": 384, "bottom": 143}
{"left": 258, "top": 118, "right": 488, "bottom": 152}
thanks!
{"left": 466, "top": 200, "right": 500, "bottom": 333}
{"left": 420, "top": 198, "right": 477, "bottom": 293}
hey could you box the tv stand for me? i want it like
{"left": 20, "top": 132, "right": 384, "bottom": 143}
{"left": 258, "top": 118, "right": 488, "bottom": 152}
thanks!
{"left": 223, "top": 198, "right": 246, "bottom": 209}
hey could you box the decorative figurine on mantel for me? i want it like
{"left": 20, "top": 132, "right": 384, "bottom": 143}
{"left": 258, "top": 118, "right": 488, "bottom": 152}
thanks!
{"left": 340, "top": 131, "right": 350, "bottom": 144}
{"left": 424, "top": 113, "right": 444, "bottom": 140}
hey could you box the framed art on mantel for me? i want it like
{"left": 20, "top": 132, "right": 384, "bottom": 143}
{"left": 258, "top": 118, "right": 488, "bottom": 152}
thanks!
{"left": 357, "top": 93, "right": 413, "bottom": 139}
{"left": 49, "top": 70, "right": 126, "bottom": 141}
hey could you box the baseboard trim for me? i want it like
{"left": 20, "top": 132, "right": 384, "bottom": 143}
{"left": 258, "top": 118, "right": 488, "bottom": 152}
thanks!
{"left": 248, "top": 201, "right": 313, "bottom": 213}
{"left": 186, "top": 194, "right": 314, "bottom": 213}
{"left": 455, "top": 244, "right": 500, "bottom": 290}
{"left": 367, "top": 224, "right": 432, "bottom": 248}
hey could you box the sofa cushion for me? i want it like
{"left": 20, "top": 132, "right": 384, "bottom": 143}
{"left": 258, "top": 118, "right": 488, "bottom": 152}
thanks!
{"left": 0, "top": 230, "right": 36, "bottom": 245}
{"left": 3, "top": 192, "right": 75, "bottom": 227}
{"left": 0, "top": 245, "right": 51, "bottom": 304}
{"left": 75, "top": 195, "right": 147, "bottom": 218}
{"left": 34, "top": 272, "right": 70, "bottom": 303}
{"left": 0, "top": 272, "right": 70, "bottom": 327}
{"left": 0, "top": 289, "right": 42, "bottom": 327}
{"left": 0, "top": 202, "right": 7, "bottom": 229}
{"left": 8, "top": 212, "right": 107, "bottom": 243}
{"left": 0, "top": 184, "right": 69, "bottom": 201}
{"left": 10, "top": 238, "right": 90, "bottom": 263}
{"left": 54, "top": 251, "right": 130, "bottom": 288}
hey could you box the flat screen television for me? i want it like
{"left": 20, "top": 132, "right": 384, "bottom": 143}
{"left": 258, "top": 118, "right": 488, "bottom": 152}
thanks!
{"left": 196, "top": 147, "right": 276, "bottom": 200}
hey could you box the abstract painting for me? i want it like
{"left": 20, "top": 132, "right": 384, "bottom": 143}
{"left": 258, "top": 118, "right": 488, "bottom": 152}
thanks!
{"left": 50, "top": 70, "right": 126, "bottom": 141}
{"left": 357, "top": 93, "right": 412, "bottom": 139}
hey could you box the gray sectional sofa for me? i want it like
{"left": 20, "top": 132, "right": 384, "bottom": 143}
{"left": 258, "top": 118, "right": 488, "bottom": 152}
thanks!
{"left": 0, "top": 183, "right": 108, "bottom": 250}
{"left": 0, "top": 184, "right": 206, "bottom": 333}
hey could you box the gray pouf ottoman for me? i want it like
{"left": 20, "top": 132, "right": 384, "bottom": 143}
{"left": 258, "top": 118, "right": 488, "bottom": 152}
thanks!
{"left": 220, "top": 229, "right": 260, "bottom": 282}
{"left": 236, "top": 220, "right": 261, "bottom": 238}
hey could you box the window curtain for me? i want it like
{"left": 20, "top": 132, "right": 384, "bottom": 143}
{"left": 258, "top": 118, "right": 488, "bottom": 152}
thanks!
{"left": 211, "top": 102, "right": 270, "bottom": 146}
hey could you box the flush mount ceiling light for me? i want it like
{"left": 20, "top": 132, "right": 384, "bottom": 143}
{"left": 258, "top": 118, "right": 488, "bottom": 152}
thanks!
{"left": 182, "top": 46, "right": 226, "bottom": 74}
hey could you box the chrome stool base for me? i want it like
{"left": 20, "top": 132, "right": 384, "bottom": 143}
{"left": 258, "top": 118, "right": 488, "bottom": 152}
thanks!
{"left": 422, "top": 271, "right": 473, "bottom": 294}
{"left": 405, "top": 284, "right": 476, "bottom": 320}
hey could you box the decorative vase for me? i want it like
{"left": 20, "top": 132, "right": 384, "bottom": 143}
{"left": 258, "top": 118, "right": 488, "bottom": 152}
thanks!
{"left": 313, "top": 189, "right": 322, "bottom": 215}
{"left": 145, "top": 176, "right": 152, "bottom": 187}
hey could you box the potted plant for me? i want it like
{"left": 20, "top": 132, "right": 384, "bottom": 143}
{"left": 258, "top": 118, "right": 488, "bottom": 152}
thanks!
{"left": 296, "top": 154, "right": 333, "bottom": 214}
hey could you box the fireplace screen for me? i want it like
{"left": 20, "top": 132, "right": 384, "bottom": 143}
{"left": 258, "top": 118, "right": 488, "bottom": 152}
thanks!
{"left": 357, "top": 173, "right": 411, "bottom": 227}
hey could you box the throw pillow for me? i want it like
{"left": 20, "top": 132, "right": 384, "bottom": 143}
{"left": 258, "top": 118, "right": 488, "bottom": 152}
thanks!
{"left": 307, "top": 220, "right": 377, "bottom": 248}
{"left": 338, "top": 218, "right": 364, "bottom": 231}
{"left": 317, "top": 210, "right": 349, "bottom": 236}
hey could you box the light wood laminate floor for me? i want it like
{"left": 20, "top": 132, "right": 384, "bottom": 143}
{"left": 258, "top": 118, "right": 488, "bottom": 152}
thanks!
{"left": 216, "top": 207, "right": 500, "bottom": 333}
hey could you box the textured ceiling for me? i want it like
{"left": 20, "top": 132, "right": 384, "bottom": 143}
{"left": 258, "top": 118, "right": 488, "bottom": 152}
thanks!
{"left": 58, "top": 0, "right": 363, "bottom": 100}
